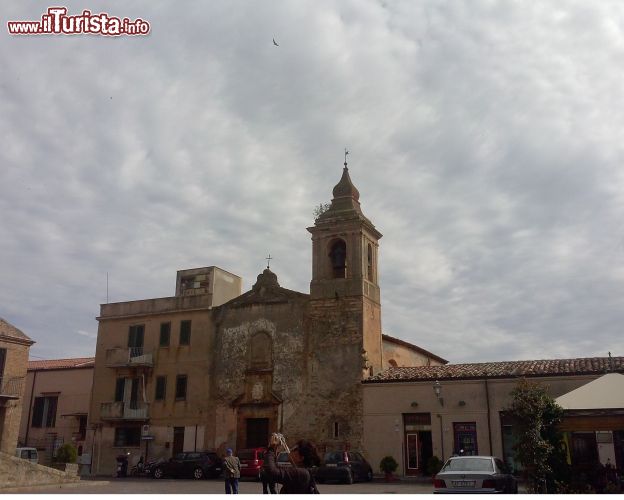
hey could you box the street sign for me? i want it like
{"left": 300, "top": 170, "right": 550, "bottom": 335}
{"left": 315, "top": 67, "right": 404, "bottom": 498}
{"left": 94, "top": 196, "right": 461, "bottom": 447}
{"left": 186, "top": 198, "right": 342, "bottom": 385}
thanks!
{"left": 141, "top": 435, "right": 155, "bottom": 441}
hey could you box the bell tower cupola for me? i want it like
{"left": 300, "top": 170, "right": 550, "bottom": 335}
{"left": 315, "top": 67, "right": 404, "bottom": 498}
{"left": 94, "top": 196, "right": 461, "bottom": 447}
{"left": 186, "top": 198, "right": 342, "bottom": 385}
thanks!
{"left": 307, "top": 160, "right": 382, "bottom": 302}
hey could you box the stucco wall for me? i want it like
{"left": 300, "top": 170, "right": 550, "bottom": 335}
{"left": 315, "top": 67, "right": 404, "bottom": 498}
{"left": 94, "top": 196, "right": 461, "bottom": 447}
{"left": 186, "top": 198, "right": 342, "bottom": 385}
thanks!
{"left": 363, "top": 374, "right": 604, "bottom": 476}
{"left": 0, "top": 338, "right": 30, "bottom": 454}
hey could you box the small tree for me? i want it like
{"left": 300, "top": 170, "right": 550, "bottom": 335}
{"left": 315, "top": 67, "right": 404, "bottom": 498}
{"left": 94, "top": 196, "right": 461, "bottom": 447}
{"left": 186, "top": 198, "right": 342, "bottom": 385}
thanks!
{"left": 426, "top": 456, "right": 443, "bottom": 476}
{"left": 312, "top": 202, "right": 331, "bottom": 220}
{"left": 55, "top": 443, "right": 78, "bottom": 464}
{"left": 379, "top": 455, "right": 398, "bottom": 475}
{"left": 505, "top": 378, "right": 565, "bottom": 493}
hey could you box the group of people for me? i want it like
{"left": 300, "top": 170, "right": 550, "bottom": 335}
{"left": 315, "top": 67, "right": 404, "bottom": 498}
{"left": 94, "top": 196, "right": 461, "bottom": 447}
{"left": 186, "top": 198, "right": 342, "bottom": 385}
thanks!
{"left": 222, "top": 433, "right": 321, "bottom": 494}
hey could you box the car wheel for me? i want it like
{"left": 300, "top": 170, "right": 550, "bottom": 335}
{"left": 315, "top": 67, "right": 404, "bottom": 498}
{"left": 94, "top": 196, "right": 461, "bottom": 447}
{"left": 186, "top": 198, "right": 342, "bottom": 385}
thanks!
{"left": 153, "top": 467, "right": 164, "bottom": 479}
{"left": 366, "top": 469, "right": 373, "bottom": 482}
{"left": 193, "top": 467, "right": 204, "bottom": 480}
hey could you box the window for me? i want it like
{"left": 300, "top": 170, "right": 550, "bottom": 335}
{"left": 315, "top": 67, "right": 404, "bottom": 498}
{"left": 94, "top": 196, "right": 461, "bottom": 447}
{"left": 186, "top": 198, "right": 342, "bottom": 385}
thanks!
{"left": 175, "top": 375, "right": 187, "bottom": 400}
{"left": 0, "top": 348, "right": 6, "bottom": 378}
{"left": 453, "top": 422, "right": 478, "bottom": 456}
{"left": 155, "top": 376, "right": 166, "bottom": 401}
{"left": 128, "top": 324, "right": 144, "bottom": 348}
{"left": 78, "top": 415, "right": 87, "bottom": 440}
{"left": 180, "top": 320, "right": 192, "bottom": 345}
{"left": 159, "top": 322, "right": 171, "bottom": 347}
{"left": 31, "top": 396, "right": 58, "bottom": 428}
{"left": 114, "top": 427, "right": 141, "bottom": 447}
{"left": 333, "top": 422, "right": 340, "bottom": 438}
{"left": 329, "top": 240, "right": 347, "bottom": 278}
{"left": 114, "top": 378, "right": 125, "bottom": 402}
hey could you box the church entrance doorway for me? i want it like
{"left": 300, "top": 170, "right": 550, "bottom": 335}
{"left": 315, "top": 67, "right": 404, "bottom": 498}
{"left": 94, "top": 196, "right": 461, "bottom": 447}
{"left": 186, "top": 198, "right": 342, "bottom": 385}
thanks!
{"left": 246, "top": 418, "right": 269, "bottom": 448}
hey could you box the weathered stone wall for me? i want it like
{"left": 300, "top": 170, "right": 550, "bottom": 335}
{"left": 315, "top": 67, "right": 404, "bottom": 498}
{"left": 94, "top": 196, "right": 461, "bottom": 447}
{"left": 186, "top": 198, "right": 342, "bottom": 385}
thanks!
{"left": 0, "top": 338, "right": 30, "bottom": 454}
{"left": 0, "top": 451, "right": 79, "bottom": 489}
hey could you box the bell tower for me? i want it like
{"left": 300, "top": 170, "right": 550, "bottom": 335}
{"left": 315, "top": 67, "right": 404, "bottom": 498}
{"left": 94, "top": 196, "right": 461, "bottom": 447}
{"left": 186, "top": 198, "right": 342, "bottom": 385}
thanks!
{"left": 307, "top": 160, "right": 383, "bottom": 374}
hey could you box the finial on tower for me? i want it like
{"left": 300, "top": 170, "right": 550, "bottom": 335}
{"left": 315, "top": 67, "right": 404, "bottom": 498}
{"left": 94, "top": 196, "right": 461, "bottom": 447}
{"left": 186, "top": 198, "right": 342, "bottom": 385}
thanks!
{"left": 344, "top": 148, "right": 349, "bottom": 168}
{"left": 265, "top": 254, "right": 272, "bottom": 269}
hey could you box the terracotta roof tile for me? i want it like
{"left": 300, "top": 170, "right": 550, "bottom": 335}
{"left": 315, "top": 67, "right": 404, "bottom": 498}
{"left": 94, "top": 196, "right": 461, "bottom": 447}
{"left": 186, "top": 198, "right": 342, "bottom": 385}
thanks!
{"left": 28, "top": 357, "right": 95, "bottom": 371}
{"left": 364, "top": 356, "right": 624, "bottom": 383}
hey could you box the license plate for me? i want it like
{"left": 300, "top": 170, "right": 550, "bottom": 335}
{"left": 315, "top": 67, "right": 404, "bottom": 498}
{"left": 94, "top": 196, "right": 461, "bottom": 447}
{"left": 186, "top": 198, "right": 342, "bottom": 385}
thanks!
{"left": 452, "top": 480, "right": 475, "bottom": 487}
{"left": 326, "top": 464, "right": 337, "bottom": 467}
{"left": 240, "top": 463, "right": 248, "bottom": 467}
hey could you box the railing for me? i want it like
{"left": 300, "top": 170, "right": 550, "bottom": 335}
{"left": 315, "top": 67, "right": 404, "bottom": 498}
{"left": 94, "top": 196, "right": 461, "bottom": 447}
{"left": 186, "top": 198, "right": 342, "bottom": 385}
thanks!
{"left": 0, "top": 376, "right": 24, "bottom": 398}
{"left": 105, "top": 347, "right": 153, "bottom": 367}
{"left": 100, "top": 401, "right": 149, "bottom": 420}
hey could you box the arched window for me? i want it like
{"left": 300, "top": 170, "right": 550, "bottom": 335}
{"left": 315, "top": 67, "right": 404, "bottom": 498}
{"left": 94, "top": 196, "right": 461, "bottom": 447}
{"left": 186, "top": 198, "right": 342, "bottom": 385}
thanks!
{"left": 367, "top": 243, "right": 374, "bottom": 281}
{"left": 249, "top": 332, "right": 272, "bottom": 369}
{"left": 329, "top": 240, "right": 347, "bottom": 279}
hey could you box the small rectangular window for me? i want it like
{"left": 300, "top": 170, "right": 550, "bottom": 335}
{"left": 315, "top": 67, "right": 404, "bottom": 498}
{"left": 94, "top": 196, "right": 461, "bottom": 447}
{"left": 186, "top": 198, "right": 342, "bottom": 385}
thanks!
{"left": 114, "top": 427, "right": 141, "bottom": 447}
{"left": 333, "top": 422, "right": 340, "bottom": 438}
{"left": 155, "top": 376, "right": 166, "bottom": 401}
{"left": 159, "top": 322, "right": 171, "bottom": 347}
{"left": 175, "top": 375, "right": 187, "bottom": 400}
{"left": 31, "top": 396, "right": 58, "bottom": 428}
{"left": 180, "top": 320, "right": 192, "bottom": 345}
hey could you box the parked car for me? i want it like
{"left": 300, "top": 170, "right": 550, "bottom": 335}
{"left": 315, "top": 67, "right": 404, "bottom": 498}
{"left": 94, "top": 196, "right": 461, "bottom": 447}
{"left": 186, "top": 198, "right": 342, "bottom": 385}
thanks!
{"left": 151, "top": 451, "right": 223, "bottom": 480}
{"left": 315, "top": 451, "right": 373, "bottom": 484}
{"left": 15, "top": 447, "right": 39, "bottom": 464}
{"left": 238, "top": 447, "right": 267, "bottom": 480}
{"left": 433, "top": 456, "right": 518, "bottom": 494}
{"left": 277, "top": 451, "right": 292, "bottom": 467}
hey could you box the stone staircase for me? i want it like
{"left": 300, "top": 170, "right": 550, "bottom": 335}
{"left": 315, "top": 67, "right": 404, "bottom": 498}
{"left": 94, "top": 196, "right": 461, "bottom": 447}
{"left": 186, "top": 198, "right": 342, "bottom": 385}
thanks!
{"left": 0, "top": 451, "right": 80, "bottom": 489}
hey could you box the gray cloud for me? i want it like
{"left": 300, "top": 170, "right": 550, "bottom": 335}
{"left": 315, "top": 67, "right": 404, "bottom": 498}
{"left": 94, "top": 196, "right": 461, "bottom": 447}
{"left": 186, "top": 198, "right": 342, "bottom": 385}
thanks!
{"left": 2, "top": 0, "right": 624, "bottom": 362}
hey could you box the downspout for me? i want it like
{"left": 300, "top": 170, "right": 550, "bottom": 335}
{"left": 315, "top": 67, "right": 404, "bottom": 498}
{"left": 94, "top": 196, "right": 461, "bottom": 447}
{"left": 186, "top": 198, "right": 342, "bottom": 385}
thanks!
{"left": 25, "top": 370, "right": 37, "bottom": 446}
{"left": 485, "top": 378, "right": 493, "bottom": 454}
{"left": 437, "top": 413, "right": 445, "bottom": 461}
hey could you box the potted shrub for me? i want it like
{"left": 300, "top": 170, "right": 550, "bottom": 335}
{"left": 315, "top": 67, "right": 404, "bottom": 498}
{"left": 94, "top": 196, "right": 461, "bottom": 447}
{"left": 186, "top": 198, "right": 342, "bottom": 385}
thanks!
{"left": 426, "top": 456, "right": 443, "bottom": 477}
{"left": 55, "top": 443, "right": 79, "bottom": 476}
{"left": 380, "top": 455, "right": 399, "bottom": 482}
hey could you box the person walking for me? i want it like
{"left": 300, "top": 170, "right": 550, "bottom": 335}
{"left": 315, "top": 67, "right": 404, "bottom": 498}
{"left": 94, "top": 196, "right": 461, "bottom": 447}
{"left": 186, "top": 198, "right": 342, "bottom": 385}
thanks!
{"left": 223, "top": 448, "right": 241, "bottom": 494}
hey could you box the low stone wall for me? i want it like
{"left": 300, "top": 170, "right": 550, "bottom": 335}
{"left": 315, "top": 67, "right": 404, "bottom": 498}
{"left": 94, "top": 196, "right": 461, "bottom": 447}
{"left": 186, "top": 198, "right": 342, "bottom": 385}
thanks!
{"left": 0, "top": 452, "right": 80, "bottom": 489}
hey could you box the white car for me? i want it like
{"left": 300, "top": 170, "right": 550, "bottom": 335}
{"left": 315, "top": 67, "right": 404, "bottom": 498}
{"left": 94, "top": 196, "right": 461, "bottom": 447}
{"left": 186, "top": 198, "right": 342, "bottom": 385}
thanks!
{"left": 16, "top": 447, "right": 39, "bottom": 464}
{"left": 433, "top": 456, "right": 518, "bottom": 494}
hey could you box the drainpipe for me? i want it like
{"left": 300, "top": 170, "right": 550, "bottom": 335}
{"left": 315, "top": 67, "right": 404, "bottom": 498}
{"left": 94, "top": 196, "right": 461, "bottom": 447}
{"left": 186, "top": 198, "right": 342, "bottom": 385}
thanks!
{"left": 437, "top": 413, "right": 445, "bottom": 461}
{"left": 25, "top": 370, "right": 37, "bottom": 446}
{"left": 485, "top": 378, "right": 493, "bottom": 454}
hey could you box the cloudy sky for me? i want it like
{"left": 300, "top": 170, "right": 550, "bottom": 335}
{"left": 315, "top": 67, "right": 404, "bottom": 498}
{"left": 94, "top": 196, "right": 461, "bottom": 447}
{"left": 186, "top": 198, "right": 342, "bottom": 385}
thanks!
{"left": 2, "top": 0, "right": 624, "bottom": 364}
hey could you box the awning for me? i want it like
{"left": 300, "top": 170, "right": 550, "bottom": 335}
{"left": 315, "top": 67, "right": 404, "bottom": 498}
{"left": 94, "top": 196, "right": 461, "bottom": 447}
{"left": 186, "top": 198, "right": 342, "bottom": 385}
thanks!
{"left": 555, "top": 373, "right": 624, "bottom": 410}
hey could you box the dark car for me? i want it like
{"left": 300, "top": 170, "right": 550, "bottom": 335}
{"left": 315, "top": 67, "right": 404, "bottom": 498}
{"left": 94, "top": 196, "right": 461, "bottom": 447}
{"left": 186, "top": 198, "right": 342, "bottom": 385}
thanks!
{"left": 152, "top": 451, "right": 223, "bottom": 480}
{"left": 315, "top": 451, "right": 373, "bottom": 484}
{"left": 238, "top": 447, "right": 266, "bottom": 480}
{"left": 433, "top": 456, "right": 518, "bottom": 494}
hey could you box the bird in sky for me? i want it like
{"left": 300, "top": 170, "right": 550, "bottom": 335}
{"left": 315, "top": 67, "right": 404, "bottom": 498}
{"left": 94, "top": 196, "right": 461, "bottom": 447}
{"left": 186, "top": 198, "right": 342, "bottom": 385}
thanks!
{"left": 273, "top": 38, "right": 279, "bottom": 46}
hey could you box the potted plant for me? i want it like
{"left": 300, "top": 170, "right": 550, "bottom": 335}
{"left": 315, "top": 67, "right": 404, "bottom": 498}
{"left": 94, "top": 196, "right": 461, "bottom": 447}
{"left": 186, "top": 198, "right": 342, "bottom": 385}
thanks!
{"left": 379, "top": 455, "right": 399, "bottom": 482}
{"left": 55, "top": 443, "right": 79, "bottom": 476}
{"left": 426, "top": 456, "right": 443, "bottom": 480}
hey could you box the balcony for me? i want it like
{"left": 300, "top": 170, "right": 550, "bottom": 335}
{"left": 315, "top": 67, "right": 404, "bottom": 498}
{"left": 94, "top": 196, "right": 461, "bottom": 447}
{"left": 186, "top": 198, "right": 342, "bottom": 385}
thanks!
{"left": 0, "top": 376, "right": 24, "bottom": 399}
{"left": 100, "top": 401, "right": 150, "bottom": 420}
{"left": 105, "top": 347, "right": 153, "bottom": 368}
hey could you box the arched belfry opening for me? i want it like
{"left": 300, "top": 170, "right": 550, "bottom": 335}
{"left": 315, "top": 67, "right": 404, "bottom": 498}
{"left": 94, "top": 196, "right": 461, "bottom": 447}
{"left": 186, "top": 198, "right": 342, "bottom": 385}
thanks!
{"left": 367, "top": 243, "right": 374, "bottom": 282}
{"left": 329, "top": 239, "right": 347, "bottom": 279}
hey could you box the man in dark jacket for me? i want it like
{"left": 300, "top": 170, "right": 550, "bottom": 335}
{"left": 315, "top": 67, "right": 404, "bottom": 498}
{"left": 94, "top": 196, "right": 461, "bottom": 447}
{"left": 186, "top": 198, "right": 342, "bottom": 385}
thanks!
{"left": 223, "top": 448, "right": 241, "bottom": 494}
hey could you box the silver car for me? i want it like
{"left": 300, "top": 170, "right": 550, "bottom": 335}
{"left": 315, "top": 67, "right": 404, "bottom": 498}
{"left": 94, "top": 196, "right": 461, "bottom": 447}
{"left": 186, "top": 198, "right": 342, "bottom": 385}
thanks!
{"left": 433, "top": 456, "right": 518, "bottom": 494}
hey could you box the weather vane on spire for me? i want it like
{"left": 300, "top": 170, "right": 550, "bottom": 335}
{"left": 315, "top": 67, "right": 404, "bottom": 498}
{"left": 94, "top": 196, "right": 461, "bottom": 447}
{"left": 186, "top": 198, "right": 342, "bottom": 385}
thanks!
{"left": 266, "top": 254, "right": 272, "bottom": 269}
{"left": 344, "top": 148, "right": 349, "bottom": 167}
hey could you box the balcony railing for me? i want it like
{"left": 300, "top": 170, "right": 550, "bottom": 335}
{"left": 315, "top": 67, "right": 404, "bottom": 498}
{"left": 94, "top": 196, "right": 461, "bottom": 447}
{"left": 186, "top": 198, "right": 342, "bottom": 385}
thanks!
{"left": 100, "top": 401, "right": 150, "bottom": 420}
{"left": 0, "top": 376, "right": 24, "bottom": 398}
{"left": 105, "top": 347, "right": 153, "bottom": 367}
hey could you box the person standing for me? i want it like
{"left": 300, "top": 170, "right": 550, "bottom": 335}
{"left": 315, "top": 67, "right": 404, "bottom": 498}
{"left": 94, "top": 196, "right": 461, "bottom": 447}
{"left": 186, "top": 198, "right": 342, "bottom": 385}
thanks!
{"left": 223, "top": 448, "right": 241, "bottom": 494}
{"left": 263, "top": 434, "right": 320, "bottom": 494}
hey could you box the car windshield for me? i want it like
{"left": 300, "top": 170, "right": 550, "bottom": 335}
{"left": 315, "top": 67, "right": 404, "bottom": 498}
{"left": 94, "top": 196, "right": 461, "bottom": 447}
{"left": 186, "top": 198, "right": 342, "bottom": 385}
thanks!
{"left": 324, "top": 452, "right": 344, "bottom": 463}
{"left": 442, "top": 457, "right": 494, "bottom": 472}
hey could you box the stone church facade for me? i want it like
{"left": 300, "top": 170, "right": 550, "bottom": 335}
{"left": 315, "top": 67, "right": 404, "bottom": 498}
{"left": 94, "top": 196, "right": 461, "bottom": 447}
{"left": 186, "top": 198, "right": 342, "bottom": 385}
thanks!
{"left": 89, "top": 165, "right": 446, "bottom": 474}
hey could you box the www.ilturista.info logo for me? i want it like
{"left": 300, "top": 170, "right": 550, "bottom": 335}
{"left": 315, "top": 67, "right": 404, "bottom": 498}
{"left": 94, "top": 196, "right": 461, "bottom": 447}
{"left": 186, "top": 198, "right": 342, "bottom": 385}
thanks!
{"left": 7, "top": 7, "right": 150, "bottom": 36}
